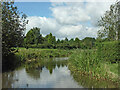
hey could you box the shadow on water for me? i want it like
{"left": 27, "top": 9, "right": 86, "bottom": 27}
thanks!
{"left": 2, "top": 55, "right": 23, "bottom": 73}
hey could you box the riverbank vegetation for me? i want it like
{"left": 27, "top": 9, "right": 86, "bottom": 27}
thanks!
{"left": 15, "top": 48, "right": 73, "bottom": 62}
{"left": 2, "top": 1, "right": 120, "bottom": 88}
{"left": 68, "top": 46, "right": 119, "bottom": 87}
{"left": 68, "top": 1, "right": 120, "bottom": 87}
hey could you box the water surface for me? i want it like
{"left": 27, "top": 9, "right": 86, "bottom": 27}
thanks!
{"left": 2, "top": 57, "right": 118, "bottom": 88}
{"left": 2, "top": 57, "right": 82, "bottom": 88}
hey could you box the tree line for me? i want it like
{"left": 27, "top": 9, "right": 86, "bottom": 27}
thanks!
{"left": 23, "top": 27, "right": 96, "bottom": 49}
{"left": 2, "top": 1, "right": 120, "bottom": 57}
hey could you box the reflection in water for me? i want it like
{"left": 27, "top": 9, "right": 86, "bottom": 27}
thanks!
{"left": 53, "top": 57, "right": 69, "bottom": 61}
{"left": 2, "top": 57, "right": 81, "bottom": 88}
{"left": 69, "top": 66, "right": 118, "bottom": 88}
{"left": 2, "top": 57, "right": 118, "bottom": 88}
{"left": 26, "top": 67, "right": 42, "bottom": 80}
{"left": 25, "top": 58, "right": 68, "bottom": 78}
{"left": 2, "top": 72, "right": 14, "bottom": 88}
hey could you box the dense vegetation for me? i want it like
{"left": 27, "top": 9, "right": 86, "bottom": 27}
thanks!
{"left": 69, "top": 45, "right": 119, "bottom": 83}
{"left": 23, "top": 27, "right": 96, "bottom": 49}
{"left": 97, "top": 1, "right": 120, "bottom": 40}
{"left": 2, "top": 2, "right": 28, "bottom": 57}
{"left": 2, "top": 1, "right": 119, "bottom": 88}
{"left": 15, "top": 48, "right": 73, "bottom": 62}
{"left": 97, "top": 41, "right": 119, "bottom": 63}
{"left": 68, "top": 1, "right": 120, "bottom": 86}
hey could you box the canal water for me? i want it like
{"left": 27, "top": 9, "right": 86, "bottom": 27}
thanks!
{"left": 2, "top": 57, "right": 118, "bottom": 88}
{"left": 2, "top": 57, "right": 82, "bottom": 88}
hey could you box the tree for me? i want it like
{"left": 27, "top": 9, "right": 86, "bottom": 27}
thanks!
{"left": 75, "top": 37, "right": 81, "bottom": 48}
{"left": 38, "top": 34, "right": 44, "bottom": 44}
{"left": 57, "top": 39, "right": 60, "bottom": 43}
{"left": 47, "top": 33, "right": 56, "bottom": 44}
{"left": 25, "top": 27, "right": 41, "bottom": 45}
{"left": 48, "top": 33, "right": 53, "bottom": 44}
{"left": 61, "top": 40, "right": 64, "bottom": 43}
{"left": 65, "top": 37, "right": 68, "bottom": 42}
{"left": 82, "top": 37, "right": 96, "bottom": 49}
{"left": 97, "top": 1, "right": 120, "bottom": 40}
{"left": 75, "top": 37, "right": 80, "bottom": 43}
{"left": 69, "top": 38, "right": 74, "bottom": 43}
{"left": 2, "top": 2, "right": 28, "bottom": 56}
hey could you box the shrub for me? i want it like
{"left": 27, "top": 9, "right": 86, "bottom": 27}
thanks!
{"left": 97, "top": 41, "right": 119, "bottom": 63}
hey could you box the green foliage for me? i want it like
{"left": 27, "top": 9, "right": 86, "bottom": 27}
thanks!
{"left": 69, "top": 62, "right": 118, "bottom": 88}
{"left": 2, "top": 2, "right": 28, "bottom": 56}
{"left": 74, "top": 37, "right": 81, "bottom": 48}
{"left": 75, "top": 37, "right": 80, "bottom": 42}
{"left": 15, "top": 48, "right": 73, "bottom": 62}
{"left": 24, "top": 27, "right": 97, "bottom": 49}
{"left": 27, "top": 44, "right": 56, "bottom": 49}
{"left": 65, "top": 37, "right": 68, "bottom": 42}
{"left": 81, "top": 37, "right": 96, "bottom": 49}
{"left": 97, "top": 1, "right": 120, "bottom": 40}
{"left": 57, "top": 39, "right": 61, "bottom": 43}
{"left": 25, "top": 27, "right": 41, "bottom": 45}
{"left": 69, "top": 49, "right": 119, "bottom": 84}
{"left": 24, "top": 34, "right": 96, "bottom": 49}
{"left": 47, "top": 33, "right": 56, "bottom": 44}
{"left": 97, "top": 41, "right": 119, "bottom": 63}
{"left": 69, "top": 49, "right": 102, "bottom": 73}
{"left": 69, "top": 38, "right": 74, "bottom": 43}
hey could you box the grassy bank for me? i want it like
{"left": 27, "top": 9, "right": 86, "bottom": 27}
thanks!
{"left": 68, "top": 49, "right": 119, "bottom": 87}
{"left": 69, "top": 63, "right": 118, "bottom": 88}
{"left": 15, "top": 48, "right": 73, "bottom": 62}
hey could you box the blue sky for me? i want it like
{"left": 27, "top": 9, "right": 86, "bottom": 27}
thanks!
{"left": 15, "top": 2, "right": 52, "bottom": 17}
{"left": 14, "top": 2, "right": 114, "bottom": 39}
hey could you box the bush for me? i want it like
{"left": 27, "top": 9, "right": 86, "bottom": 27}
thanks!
{"left": 69, "top": 49, "right": 101, "bottom": 73}
{"left": 26, "top": 44, "right": 56, "bottom": 49}
{"left": 97, "top": 41, "right": 119, "bottom": 63}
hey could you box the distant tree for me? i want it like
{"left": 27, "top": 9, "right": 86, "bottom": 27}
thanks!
{"left": 97, "top": 1, "right": 120, "bottom": 40}
{"left": 75, "top": 37, "right": 81, "bottom": 48}
{"left": 65, "top": 37, "right": 68, "bottom": 42}
{"left": 47, "top": 33, "right": 56, "bottom": 44}
{"left": 57, "top": 39, "right": 61, "bottom": 43}
{"left": 61, "top": 40, "right": 64, "bottom": 43}
{"left": 69, "top": 38, "right": 74, "bottom": 43}
{"left": 52, "top": 36, "right": 56, "bottom": 44}
{"left": 82, "top": 37, "right": 96, "bottom": 49}
{"left": 38, "top": 34, "right": 44, "bottom": 44}
{"left": 75, "top": 37, "right": 80, "bottom": 43}
{"left": 43, "top": 34, "right": 49, "bottom": 44}
{"left": 48, "top": 33, "right": 52, "bottom": 44}
{"left": 2, "top": 2, "right": 28, "bottom": 56}
{"left": 25, "top": 27, "right": 41, "bottom": 45}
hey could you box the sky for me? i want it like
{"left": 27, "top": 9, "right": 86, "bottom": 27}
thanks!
{"left": 15, "top": 1, "right": 116, "bottom": 40}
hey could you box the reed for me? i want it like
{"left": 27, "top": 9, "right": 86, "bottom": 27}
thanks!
{"left": 15, "top": 48, "right": 73, "bottom": 62}
{"left": 68, "top": 49, "right": 119, "bottom": 84}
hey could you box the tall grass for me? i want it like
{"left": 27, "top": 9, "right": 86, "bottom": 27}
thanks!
{"left": 69, "top": 49, "right": 105, "bottom": 76}
{"left": 15, "top": 48, "right": 73, "bottom": 62}
{"left": 68, "top": 49, "right": 119, "bottom": 83}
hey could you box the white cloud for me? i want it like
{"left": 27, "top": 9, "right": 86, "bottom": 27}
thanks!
{"left": 50, "top": 5, "right": 91, "bottom": 25}
{"left": 25, "top": 1, "right": 116, "bottom": 39}
{"left": 26, "top": 16, "right": 60, "bottom": 36}
{"left": 85, "top": 2, "right": 115, "bottom": 26}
